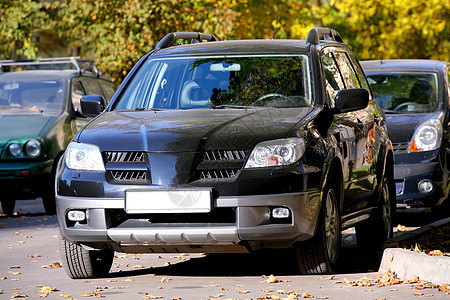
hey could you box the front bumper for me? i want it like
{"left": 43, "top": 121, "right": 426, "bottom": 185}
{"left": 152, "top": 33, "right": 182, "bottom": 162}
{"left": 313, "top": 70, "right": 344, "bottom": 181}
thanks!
{"left": 56, "top": 190, "right": 321, "bottom": 253}
{"left": 0, "top": 160, "right": 53, "bottom": 199}
{"left": 394, "top": 161, "right": 447, "bottom": 207}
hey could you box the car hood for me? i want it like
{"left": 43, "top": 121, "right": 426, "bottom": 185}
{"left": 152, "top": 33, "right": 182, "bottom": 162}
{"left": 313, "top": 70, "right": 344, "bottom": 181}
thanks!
{"left": 385, "top": 113, "right": 436, "bottom": 143}
{"left": 78, "top": 108, "right": 314, "bottom": 152}
{"left": 0, "top": 115, "right": 53, "bottom": 145}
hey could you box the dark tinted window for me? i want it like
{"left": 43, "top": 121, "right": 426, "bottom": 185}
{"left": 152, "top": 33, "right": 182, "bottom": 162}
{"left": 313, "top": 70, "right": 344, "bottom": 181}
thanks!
{"left": 366, "top": 72, "right": 439, "bottom": 113}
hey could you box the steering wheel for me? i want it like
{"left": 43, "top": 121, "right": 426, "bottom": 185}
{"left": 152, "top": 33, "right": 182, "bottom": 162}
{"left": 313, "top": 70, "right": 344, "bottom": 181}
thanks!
{"left": 394, "top": 102, "right": 421, "bottom": 111}
{"left": 253, "top": 93, "right": 288, "bottom": 106}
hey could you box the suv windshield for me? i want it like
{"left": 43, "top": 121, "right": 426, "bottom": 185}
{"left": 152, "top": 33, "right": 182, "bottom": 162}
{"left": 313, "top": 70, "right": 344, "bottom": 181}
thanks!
{"left": 115, "top": 55, "right": 311, "bottom": 110}
{"left": 366, "top": 72, "right": 438, "bottom": 113}
{"left": 0, "top": 78, "right": 66, "bottom": 115}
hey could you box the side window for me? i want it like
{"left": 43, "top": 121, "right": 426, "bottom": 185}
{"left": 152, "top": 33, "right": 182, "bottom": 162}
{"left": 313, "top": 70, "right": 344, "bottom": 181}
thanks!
{"left": 321, "top": 52, "right": 345, "bottom": 106}
{"left": 334, "top": 52, "right": 360, "bottom": 89}
{"left": 99, "top": 80, "right": 116, "bottom": 102}
{"left": 71, "top": 79, "right": 86, "bottom": 112}
{"left": 81, "top": 77, "right": 104, "bottom": 96}
{"left": 348, "top": 54, "right": 371, "bottom": 93}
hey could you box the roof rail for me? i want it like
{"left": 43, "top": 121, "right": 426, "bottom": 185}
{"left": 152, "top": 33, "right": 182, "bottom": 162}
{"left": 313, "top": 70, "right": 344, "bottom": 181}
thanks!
{"left": 155, "top": 32, "right": 218, "bottom": 50}
{"left": 0, "top": 57, "right": 99, "bottom": 76}
{"left": 306, "top": 27, "right": 343, "bottom": 45}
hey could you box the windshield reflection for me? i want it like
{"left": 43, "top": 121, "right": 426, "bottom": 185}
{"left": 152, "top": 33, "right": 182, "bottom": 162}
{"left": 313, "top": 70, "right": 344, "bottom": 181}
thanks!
{"left": 366, "top": 72, "right": 438, "bottom": 113}
{"left": 115, "top": 55, "right": 311, "bottom": 110}
{"left": 0, "top": 78, "right": 65, "bottom": 115}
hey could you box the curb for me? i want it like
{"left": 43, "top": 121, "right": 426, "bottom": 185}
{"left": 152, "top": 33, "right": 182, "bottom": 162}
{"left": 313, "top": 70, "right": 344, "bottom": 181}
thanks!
{"left": 379, "top": 216, "right": 450, "bottom": 285}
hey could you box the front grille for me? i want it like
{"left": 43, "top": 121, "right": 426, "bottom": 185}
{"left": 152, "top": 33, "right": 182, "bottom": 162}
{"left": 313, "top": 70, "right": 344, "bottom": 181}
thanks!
{"left": 106, "top": 208, "right": 236, "bottom": 229}
{"left": 194, "top": 149, "right": 249, "bottom": 180}
{"left": 109, "top": 170, "right": 148, "bottom": 182}
{"left": 105, "top": 151, "right": 145, "bottom": 163}
{"left": 104, "top": 151, "right": 150, "bottom": 184}
{"left": 393, "top": 142, "right": 409, "bottom": 154}
{"left": 200, "top": 169, "right": 240, "bottom": 179}
{"left": 204, "top": 150, "right": 247, "bottom": 161}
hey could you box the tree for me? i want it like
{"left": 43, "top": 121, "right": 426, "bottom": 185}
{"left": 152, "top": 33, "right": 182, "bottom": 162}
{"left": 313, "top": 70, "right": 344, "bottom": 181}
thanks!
{"left": 45, "top": 0, "right": 236, "bottom": 83}
{"left": 325, "top": 0, "right": 450, "bottom": 60}
{"left": 0, "top": 0, "right": 47, "bottom": 59}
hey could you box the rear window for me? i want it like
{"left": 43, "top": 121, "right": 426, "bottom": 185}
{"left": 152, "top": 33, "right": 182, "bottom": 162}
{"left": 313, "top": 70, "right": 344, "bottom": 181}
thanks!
{"left": 114, "top": 55, "right": 311, "bottom": 110}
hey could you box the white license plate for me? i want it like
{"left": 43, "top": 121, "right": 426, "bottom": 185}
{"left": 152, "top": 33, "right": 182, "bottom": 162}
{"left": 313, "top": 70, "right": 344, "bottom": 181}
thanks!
{"left": 125, "top": 188, "right": 212, "bottom": 213}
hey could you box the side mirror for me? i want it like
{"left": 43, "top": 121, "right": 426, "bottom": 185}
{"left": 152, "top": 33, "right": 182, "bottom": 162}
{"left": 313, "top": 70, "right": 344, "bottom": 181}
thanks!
{"left": 80, "top": 95, "right": 106, "bottom": 117}
{"left": 334, "top": 88, "right": 369, "bottom": 114}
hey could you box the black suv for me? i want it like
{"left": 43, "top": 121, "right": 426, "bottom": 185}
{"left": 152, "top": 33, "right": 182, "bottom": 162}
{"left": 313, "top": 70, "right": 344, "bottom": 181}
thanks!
{"left": 0, "top": 58, "right": 115, "bottom": 215}
{"left": 56, "top": 28, "right": 395, "bottom": 278}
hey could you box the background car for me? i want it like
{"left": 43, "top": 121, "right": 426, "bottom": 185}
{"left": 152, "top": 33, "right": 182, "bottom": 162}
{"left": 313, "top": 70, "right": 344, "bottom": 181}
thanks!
{"left": 0, "top": 57, "right": 115, "bottom": 215}
{"left": 361, "top": 59, "right": 450, "bottom": 212}
{"left": 56, "top": 29, "right": 395, "bottom": 278}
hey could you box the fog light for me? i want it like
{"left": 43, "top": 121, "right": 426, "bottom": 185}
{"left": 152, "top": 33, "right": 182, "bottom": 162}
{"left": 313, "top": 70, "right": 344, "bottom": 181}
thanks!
{"left": 67, "top": 210, "right": 86, "bottom": 222}
{"left": 418, "top": 180, "right": 433, "bottom": 194}
{"left": 272, "top": 207, "right": 290, "bottom": 218}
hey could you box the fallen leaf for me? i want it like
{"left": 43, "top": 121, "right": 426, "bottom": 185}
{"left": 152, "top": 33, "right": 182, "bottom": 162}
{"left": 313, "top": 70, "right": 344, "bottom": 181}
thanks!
{"left": 10, "top": 292, "right": 28, "bottom": 298}
{"left": 160, "top": 277, "right": 171, "bottom": 283}
{"left": 277, "top": 289, "right": 286, "bottom": 294}
{"left": 27, "top": 253, "right": 41, "bottom": 258}
{"left": 397, "top": 224, "right": 408, "bottom": 231}
{"left": 131, "top": 265, "right": 144, "bottom": 268}
{"left": 238, "top": 290, "right": 249, "bottom": 294}
{"left": 52, "top": 262, "right": 62, "bottom": 268}
{"left": 40, "top": 286, "right": 56, "bottom": 292}
{"left": 267, "top": 274, "right": 279, "bottom": 283}
{"left": 9, "top": 266, "right": 20, "bottom": 269}
{"left": 301, "top": 292, "right": 313, "bottom": 298}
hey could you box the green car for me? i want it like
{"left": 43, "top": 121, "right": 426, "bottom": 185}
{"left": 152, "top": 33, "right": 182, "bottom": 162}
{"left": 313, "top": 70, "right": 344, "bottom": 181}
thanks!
{"left": 0, "top": 58, "right": 115, "bottom": 215}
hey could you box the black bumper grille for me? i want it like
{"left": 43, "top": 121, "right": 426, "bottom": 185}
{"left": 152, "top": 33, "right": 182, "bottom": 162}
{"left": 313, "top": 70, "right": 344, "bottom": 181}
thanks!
{"left": 195, "top": 149, "right": 249, "bottom": 180}
{"left": 393, "top": 142, "right": 409, "bottom": 154}
{"left": 104, "top": 151, "right": 150, "bottom": 184}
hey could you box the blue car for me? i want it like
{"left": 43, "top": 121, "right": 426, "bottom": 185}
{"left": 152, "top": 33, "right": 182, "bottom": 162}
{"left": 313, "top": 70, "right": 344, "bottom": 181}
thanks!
{"left": 361, "top": 59, "right": 450, "bottom": 211}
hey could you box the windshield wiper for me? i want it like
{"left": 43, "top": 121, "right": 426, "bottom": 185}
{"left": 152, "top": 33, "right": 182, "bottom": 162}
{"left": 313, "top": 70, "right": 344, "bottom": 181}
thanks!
{"left": 210, "top": 105, "right": 251, "bottom": 109}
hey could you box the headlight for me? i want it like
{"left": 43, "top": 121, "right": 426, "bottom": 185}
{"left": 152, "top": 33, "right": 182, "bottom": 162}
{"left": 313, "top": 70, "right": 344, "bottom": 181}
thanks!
{"left": 9, "top": 143, "right": 22, "bottom": 157}
{"left": 410, "top": 119, "right": 442, "bottom": 152}
{"left": 65, "top": 142, "right": 105, "bottom": 171}
{"left": 245, "top": 138, "right": 306, "bottom": 168}
{"left": 25, "top": 140, "right": 41, "bottom": 157}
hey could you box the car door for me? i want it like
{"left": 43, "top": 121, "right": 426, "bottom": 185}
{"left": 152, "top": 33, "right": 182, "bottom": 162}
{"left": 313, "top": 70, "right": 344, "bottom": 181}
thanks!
{"left": 321, "top": 49, "right": 376, "bottom": 214}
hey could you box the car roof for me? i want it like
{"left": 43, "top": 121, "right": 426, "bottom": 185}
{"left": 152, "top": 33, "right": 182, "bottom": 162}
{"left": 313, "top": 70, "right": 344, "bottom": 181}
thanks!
{"left": 150, "top": 39, "right": 327, "bottom": 57}
{"left": 360, "top": 59, "right": 448, "bottom": 73}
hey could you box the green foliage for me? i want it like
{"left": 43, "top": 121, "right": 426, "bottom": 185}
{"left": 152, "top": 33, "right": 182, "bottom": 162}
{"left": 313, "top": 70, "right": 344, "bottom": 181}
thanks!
{"left": 0, "top": 0, "right": 448, "bottom": 82}
{"left": 45, "top": 0, "right": 235, "bottom": 82}
{"left": 0, "top": 0, "right": 47, "bottom": 59}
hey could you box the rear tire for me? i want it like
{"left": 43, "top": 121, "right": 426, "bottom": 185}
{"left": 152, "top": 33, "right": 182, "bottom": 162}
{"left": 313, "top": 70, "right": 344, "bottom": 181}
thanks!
{"left": 0, "top": 198, "right": 16, "bottom": 216}
{"left": 295, "top": 179, "right": 341, "bottom": 274}
{"left": 60, "top": 239, "right": 114, "bottom": 279}
{"left": 356, "top": 177, "right": 394, "bottom": 251}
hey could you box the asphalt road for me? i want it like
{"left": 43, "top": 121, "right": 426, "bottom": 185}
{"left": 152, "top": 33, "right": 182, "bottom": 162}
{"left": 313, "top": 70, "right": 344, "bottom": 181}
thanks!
{"left": 0, "top": 199, "right": 448, "bottom": 300}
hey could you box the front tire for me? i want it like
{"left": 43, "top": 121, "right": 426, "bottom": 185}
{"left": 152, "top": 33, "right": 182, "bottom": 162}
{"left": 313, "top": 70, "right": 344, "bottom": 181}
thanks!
{"left": 356, "top": 177, "right": 394, "bottom": 251}
{"left": 60, "top": 239, "right": 114, "bottom": 279}
{"left": 295, "top": 179, "right": 341, "bottom": 274}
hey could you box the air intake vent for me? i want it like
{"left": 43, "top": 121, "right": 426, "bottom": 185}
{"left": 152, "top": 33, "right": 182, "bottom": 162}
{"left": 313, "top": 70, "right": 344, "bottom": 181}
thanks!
{"left": 105, "top": 151, "right": 145, "bottom": 163}
{"left": 104, "top": 151, "right": 150, "bottom": 184}
{"left": 392, "top": 142, "right": 409, "bottom": 154}
{"left": 194, "top": 149, "right": 249, "bottom": 180}
{"left": 204, "top": 150, "right": 247, "bottom": 161}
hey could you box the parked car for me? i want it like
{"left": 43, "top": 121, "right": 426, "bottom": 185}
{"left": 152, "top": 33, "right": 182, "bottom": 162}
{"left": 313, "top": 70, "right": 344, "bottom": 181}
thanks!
{"left": 56, "top": 28, "right": 395, "bottom": 278}
{"left": 0, "top": 57, "right": 115, "bottom": 215}
{"left": 361, "top": 59, "right": 450, "bottom": 211}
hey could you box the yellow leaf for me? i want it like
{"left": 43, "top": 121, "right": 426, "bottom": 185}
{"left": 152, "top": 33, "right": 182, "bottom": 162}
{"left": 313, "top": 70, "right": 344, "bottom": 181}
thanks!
{"left": 267, "top": 274, "right": 279, "bottom": 283}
